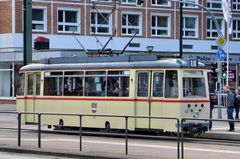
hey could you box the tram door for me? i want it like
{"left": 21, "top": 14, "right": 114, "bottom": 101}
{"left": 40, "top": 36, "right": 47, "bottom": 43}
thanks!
{"left": 25, "top": 73, "right": 41, "bottom": 123}
{"left": 136, "top": 71, "right": 164, "bottom": 129}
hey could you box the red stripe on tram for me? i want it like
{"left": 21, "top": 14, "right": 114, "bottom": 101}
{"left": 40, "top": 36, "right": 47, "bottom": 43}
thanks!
{"left": 17, "top": 96, "right": 209, "bottom": 103}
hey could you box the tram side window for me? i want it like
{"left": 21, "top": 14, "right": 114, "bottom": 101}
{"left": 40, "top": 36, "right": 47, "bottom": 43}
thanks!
{"left": 165, "top": 70, "right": 178, "bottom": 98}
{"left": 107, "top": 76, "right": 130, "bottom": 97}
{"left": 153, "top": 72, "right": 164, "bottom": 97}
{"left": 17, "top": 73, "right": 25, "bottom": 96}
{"left": 85, "top": 76, "right": 106, "bottom": 96}
{"left": 64, "top": 77, "right": 83, "bottom": 96}
{"left": 27, "top": 74, "right": 34, "bottom": 95}
{"left": 44, "top": 74, "right": 63, "bottom": 96}
{"left": 36, "top": 74, "right": 41, "bottom": 96}
{"left": 138, "top": 72, "right": 149, "bottom": 97}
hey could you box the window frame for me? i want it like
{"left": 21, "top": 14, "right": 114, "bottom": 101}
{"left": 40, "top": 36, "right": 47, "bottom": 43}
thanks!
{"left": 232, "top": 18, "right": 240, "bottom": 40}
{"left": 183, "top": 15, "right": 198, "bottom": 38}
{"left": 90, "top": 10, "right": 112, "bottom": 35}
{"left": 206, "top": 17, "right": 224, "bottom": 39}
{"left": 183, "top": 0, "right": 198, "bottom": 9}
{"left": 122, "top": 0, "right": 137, "bottom": 5}
{"left": 57, "top": 8, "right": 80, "bottom": 33}
{"left": 32, "top": 6, "right": 47, "bottom": 32}
{"left": 151, "top": 0, "right": 171, "bottom": 7}
{"left": 207, "top": 0, "right": 222, "bottom": 10}
{"left": 233, "top": 0, "right": 240, "bottom": 11}
{"left": 151, "top": 13, "right": 171, "bottom": 37}
{"left": 121, "top": 12, "right": 142, "bottom": 36}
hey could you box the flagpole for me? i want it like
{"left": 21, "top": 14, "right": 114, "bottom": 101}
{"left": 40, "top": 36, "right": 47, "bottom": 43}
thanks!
{"left": 226, "top": 27, "right": 229, "bottom": 86}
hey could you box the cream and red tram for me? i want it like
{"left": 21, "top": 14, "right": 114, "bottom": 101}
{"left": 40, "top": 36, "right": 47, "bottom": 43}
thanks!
{"left": 17, "top": 58, "right": 210, "bottom": 133}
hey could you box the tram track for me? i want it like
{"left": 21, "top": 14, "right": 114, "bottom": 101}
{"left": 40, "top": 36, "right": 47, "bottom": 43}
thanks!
{"left": 0, "top": 127, "right": 239, "bottom": 146}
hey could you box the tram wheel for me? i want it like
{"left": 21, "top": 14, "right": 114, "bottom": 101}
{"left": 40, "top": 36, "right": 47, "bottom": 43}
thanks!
{"left": 59, "top": 119, "right": 64, "bottom": 129}
{"left": 105, "top": 122, "right": 111, "bottom": 133}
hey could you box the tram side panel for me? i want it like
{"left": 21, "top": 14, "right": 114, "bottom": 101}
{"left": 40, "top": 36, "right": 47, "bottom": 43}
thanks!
{"left": 33, "top": 99, "right": 135, "bottom": 130}
{"left": 150, "top": 102, "right": 180, "bottom": 132}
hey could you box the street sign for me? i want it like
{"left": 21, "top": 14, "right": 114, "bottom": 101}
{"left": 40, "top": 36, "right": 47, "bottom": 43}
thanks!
{"left": 216, "top": 35, "right": 226, "bottom": 48}
{"left": 217, "top": 49, "right": 225, "bottom": 61}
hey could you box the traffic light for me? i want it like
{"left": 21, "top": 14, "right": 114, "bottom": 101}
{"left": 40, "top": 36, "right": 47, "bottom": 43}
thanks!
{"left": 222, "top": 62, "right": 227, "bottom": 78}
{"left": 137, "top": 0, "right": 144, "bottom": 5}
{"left": 211, "top": 62, "right": 217, "bottom": 81}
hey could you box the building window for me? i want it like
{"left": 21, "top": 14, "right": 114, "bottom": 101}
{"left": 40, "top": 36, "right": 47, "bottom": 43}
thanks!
{"left": 207, "top": 0, "right": 222, "bottom": 9}
{"left": 233, "top": 19, "right": 240, "bottom": 39}
{"left": 151, "top": 0, "right": 170, "bottom": 6}
{"left": 151, "top": 15, "right": 170, "bottom": 37}
{"left": 122, "top": 0, "right": 137, "bottom": 4}
{"left": 91, "top": 11, "right": 112, "bottom": 34}
{"left": 233, "top": 0, "right": 240, "bottom": 10}
{"left": 32, "top": 7, "right": 47, "bottom": 32}
{"left": 207, "top": 18, "right": 224, "bottom": 38}
{"left": 183, "top": 16, "right": 198, "bottom": 38}
{"left": 183, "top": 0, "right": 198, "bottom": 8}
{"left": 58, "top": 9, "right": 80, "bottom": 33}
{"left": 122, "top": 13, "right": 142, "bottom": 35}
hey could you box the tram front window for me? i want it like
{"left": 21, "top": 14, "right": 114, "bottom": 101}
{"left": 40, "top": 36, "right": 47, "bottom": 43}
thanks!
{"left": 183, "top": 78, "right": 206, "bottom": 98}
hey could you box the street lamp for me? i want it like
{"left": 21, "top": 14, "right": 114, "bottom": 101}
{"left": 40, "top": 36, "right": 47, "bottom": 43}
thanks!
{"left": 147, "top": 46, "right": 154, "bottom": 54}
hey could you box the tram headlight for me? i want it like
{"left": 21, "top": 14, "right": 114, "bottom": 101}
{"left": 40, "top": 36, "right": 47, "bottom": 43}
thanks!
{"left": 193, "top": 112, "right": 199, "bottom": 118}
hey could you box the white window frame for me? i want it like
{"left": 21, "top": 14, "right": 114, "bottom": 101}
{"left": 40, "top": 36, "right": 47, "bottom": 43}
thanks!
{"left": 122, "top": 0, "right": 137, "bottom": 4}
{"left": 121, "top": 12, "right": 142, "bottom": 36}
{"left": 207, "top": 0, "right": 222, "bottom": 10}
{"left": 57, "top": 8, "right": 80, "bottom": 33}
{"left": 151, "top": 0, "right": 171, "bottom": 7}
{"left": 151, "top": 13, "right": 171, "bottom": 37}
{"left": 232, "top": 18, "right": 240, "bottom": 40}
{"left": 183, "top": 16, "right": 198, "bottom": 38}
{"left": 233, "top": 0, "right": 240, "bottom": 11}
{"left": 206, "top": 17, "right": 224, "bottom": 39}
{"left": 183, "top": 0, "right": 198, "bottom": 8}
{"left": 90, "top": 10, "right": 112, "bottom": 35}
{"left": 32, "top": 6, "right": 47, "bottom": 32}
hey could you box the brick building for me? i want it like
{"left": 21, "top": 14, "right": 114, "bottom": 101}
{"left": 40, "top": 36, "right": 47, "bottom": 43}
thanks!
{"left": 0, "top": 0, "right": 240, "bottom": 99}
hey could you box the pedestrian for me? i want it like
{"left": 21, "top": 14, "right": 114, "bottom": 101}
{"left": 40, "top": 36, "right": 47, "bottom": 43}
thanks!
{"left": 223, "top": 86, "right": 235, "bottom": 131}
{"left": 235, "top": 88, "right": 240, "bottom": 119}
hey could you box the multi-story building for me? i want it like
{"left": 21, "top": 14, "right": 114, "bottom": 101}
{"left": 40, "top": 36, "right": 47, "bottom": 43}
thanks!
{"left": 0, "top": 0, "right": 240, "bottom": 100}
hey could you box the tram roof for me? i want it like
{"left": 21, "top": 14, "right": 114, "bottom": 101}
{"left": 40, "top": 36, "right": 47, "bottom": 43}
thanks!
{"left": 20, "top": 58, "right": 206, "bottom": 72}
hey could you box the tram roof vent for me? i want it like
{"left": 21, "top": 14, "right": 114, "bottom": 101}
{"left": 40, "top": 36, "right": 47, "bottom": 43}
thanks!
{"left": 40, "top": 54, "right": 159, "bottom": 64}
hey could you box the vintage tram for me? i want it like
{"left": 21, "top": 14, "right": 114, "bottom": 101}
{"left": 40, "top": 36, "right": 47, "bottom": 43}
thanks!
{"left": 17, "top": 56, "right": 210, "bottom": 134}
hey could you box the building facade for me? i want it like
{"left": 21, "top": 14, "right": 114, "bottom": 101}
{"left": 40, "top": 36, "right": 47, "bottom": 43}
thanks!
{"left": 0, "top": 0, "right": 240, "bottom": 99}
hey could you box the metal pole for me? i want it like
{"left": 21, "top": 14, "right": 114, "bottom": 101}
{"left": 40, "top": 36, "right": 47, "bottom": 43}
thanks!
{"left": 226, "top": 28, "right": 229, "bottom": 86}
{"left": 23, "top": 0, "right": 32, "bottom": 65}
{"left": 177, "top": 119, "right": 180, "bottom": 159}
{"left": 179, "top": 2, "right": 183, "bottom": 58}
{"left": 125, "top": 117, "right": 128, "bottom": 155}
{"left": 79, "top": 115, "right": 82, "bottom": 151}
{"left": 181, "top": 119, "right": 184, "bottom": 159}
{"left": 12, "top": 62, "right": 15, "bottom": 97}
{"left": 18, "top": 113, "right": 21, "bottom": 146}
{"left": 38, "top": 114, "right": 41, "bottom": 148}
{"left": 217, "top": 59, "right": 222, "bottom": 119}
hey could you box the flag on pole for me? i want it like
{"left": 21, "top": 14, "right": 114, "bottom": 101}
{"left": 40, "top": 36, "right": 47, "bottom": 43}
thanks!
{"left": 222, "top": 0, "right": 232, "bottom": 34}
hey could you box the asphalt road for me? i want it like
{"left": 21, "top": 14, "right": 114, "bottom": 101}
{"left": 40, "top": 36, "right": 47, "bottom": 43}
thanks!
{"left": 0, "top": 152, "right": 68, "bottom": 159}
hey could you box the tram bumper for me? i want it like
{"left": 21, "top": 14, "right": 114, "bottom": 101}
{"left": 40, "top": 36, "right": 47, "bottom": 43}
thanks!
{"left": 181, "top": 122, "right": 209, "bottom": 134}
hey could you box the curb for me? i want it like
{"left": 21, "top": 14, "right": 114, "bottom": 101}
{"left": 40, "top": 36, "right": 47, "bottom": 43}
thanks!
{"left": 0, "top": 146, "right": 131, "bottom": 159}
